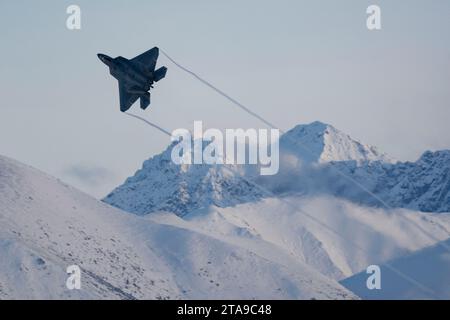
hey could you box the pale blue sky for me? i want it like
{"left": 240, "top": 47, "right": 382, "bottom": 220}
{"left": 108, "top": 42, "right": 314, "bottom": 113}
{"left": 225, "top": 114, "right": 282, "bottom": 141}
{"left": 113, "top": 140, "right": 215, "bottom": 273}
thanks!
{"left": 0, "top": 0, "right": 449, "bottom": 197}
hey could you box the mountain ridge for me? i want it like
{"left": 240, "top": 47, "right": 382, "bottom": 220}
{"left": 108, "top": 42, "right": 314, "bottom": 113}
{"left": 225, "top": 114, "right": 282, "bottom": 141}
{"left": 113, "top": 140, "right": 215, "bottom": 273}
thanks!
{"left": 104, "top": 121, "right": 450, "bottom": 215}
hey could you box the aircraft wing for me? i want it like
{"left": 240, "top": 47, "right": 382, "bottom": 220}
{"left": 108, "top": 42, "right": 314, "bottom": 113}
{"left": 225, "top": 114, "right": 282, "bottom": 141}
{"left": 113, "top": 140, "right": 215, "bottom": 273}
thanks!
{"left": 119, "top": 82, "right": 139, "bottom": 112}
{"left": 130, "top": 47, "right": 159, "bottom": 74}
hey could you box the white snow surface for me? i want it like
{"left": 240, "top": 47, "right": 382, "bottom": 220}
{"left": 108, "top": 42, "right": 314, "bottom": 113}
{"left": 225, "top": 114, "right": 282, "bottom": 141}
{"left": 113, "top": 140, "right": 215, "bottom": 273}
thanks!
{"left": 0, "top": 155, "right": 355, "bottom": 299}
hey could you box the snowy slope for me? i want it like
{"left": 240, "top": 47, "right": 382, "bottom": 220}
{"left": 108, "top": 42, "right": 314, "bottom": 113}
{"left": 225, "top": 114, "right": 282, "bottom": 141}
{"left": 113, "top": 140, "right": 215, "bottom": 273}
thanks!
{"left": 341, "top": 238, "right": 450, "bottom": 300}
{"left": 0, "top": 155, "right": 355, "bottom": 299}
{"left": 0, "top": 155, "right": 178, "bottom": 299}
{"left": 148, "top": 196, "right": 450, "bottom": 284}
{"left": 147, "top": 195, "right": 450, "bottom": 299}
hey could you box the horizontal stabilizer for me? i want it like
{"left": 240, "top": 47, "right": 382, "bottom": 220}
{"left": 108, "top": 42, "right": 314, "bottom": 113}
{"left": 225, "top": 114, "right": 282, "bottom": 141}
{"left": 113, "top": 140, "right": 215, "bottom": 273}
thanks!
{"left": 154, "top": 67, "right": 167, "bottom": 82}
{"left": 140, "top": 92, "right": 150, "bottom": 110}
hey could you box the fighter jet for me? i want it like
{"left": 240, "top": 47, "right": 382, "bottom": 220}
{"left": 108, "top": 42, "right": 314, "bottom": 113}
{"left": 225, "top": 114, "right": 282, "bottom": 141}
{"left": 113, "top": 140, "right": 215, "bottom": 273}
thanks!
{"left": 97, "top": 47, "right": 167, "bottom": 112}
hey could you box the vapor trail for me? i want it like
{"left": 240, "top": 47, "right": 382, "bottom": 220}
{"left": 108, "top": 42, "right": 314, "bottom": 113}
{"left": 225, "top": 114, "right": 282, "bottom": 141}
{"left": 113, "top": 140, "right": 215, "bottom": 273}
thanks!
{"left": 124, "top": 112, "right": 172, "bottom": 136}
{"left": 160, "top": 49, "right": 276, "bottom": 129}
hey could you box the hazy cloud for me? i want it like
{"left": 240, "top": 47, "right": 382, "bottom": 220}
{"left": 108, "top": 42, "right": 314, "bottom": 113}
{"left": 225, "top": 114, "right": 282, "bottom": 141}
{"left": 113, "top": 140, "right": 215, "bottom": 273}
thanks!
{"left": 63, "top": 164, "right": 116, "bottom": 187}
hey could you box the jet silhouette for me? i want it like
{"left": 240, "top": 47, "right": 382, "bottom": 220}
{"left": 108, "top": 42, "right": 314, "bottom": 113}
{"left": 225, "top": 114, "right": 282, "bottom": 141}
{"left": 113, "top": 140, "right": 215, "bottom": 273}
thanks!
{"left": 98, "top": 47, "right": 167, "bottom": 112}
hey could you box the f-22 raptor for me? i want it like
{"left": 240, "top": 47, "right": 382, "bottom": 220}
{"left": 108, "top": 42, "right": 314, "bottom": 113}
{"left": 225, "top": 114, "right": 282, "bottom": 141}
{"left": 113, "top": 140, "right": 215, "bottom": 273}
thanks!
{"left": 97, "top": 47, "right": 167, "bottom": 112}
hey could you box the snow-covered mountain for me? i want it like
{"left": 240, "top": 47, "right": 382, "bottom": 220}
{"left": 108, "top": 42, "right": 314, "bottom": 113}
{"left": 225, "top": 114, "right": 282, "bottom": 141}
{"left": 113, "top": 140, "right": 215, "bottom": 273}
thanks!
{"left": 103, "top": 142, "right": 264, "bottom": 216}
{"left": 375, "top": 150, "right": 450, "bottom": 212}
{"left": 105, "top": 121, "right": 450, "bottom": 215}
{"left": 103, "top": 120, "right": 391, "bottom": 217}
{"left": 0, "top": 154, "right": 355, "bottom": 299}
{"left": 279, "top": 121, "right": 392, "bottom": 164}
{"left": 320, "top": 150, "right": 450, "bottom": 213}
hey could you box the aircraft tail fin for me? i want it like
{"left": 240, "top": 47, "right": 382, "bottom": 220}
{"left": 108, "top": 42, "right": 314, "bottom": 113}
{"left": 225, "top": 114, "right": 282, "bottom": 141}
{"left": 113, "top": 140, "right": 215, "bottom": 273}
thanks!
{"left": 154, "top": 66, "right": 167, "bottom": 82}
{"left": 140, "top": 92, "right": 150, "bottom": 110}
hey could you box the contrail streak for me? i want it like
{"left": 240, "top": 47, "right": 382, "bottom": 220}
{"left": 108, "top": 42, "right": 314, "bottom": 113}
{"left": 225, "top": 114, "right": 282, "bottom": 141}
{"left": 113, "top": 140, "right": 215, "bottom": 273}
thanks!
{"left": 161, "top": 49, "right": 276, "bottom": 129}
{"left": 124, "top": 112, "right": 172, "bottom": 136}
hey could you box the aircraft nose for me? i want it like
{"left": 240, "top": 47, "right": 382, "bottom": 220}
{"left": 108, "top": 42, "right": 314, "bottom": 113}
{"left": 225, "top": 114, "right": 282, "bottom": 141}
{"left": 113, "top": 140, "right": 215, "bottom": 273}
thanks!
{"left": 97, "top": 54, "right": 110, "bottom": 65}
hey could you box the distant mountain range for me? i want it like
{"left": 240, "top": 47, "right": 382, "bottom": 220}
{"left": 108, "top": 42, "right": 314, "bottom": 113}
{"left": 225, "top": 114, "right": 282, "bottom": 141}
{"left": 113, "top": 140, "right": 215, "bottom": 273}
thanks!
{"left": 104, "top": 121, "right": 450, "bottom": 216}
